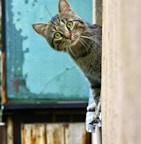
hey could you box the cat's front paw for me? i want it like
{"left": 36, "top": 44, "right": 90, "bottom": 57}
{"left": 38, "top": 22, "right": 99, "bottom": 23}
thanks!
{"left": 89, "top": 101, "right": 101, "bottom": 126}
{"left": 87, "top": 102, "right": 96, "bottom": 111}
{"left": 93, "top": 101, "right": 101, "bottom": 120}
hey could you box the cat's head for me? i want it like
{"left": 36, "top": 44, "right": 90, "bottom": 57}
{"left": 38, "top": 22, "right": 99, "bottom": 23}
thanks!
{"left": 32, "top": 0, "right": 87, "bottom": 52}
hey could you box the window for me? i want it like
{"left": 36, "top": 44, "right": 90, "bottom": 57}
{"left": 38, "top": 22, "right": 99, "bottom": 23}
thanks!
{"left": 3, "top": 0, "right": 92, "bottom": 103}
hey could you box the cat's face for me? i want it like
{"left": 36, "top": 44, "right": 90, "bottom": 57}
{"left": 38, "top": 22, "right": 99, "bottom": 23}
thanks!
{"left": 32, "top": 0, "right": 87, "bottom": 52}
{"left": 46, "top": 13, "right": 86, "bottom": 51}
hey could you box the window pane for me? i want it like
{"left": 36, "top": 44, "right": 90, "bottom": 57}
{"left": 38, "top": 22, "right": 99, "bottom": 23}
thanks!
{"left": 5, "top": 0, "right": 92, "bottom": 102}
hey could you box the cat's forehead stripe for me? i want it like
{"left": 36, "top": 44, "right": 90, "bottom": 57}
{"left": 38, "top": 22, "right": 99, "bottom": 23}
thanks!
{"left": 50, "top": 15, "right": 68, "bottom": 31}
{"left": 50, "top": 15, "right": 68, "bottom": 25}
{"left": 50, "top": 15, "right": 59, "bottom": 23}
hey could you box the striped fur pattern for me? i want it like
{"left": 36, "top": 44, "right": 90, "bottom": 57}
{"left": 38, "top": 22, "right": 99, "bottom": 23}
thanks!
{"left": 32, "top": 0, "right": 102, "bottom": 109}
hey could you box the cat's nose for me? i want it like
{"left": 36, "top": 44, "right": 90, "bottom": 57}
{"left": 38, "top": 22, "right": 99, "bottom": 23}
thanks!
{"left": 64, "top": 32, "right": 72, "bottom": 39}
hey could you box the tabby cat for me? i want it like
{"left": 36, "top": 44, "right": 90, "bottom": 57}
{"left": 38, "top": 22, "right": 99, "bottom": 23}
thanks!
{"left": 32, "top": 0, "right": 102, "bottom": 119}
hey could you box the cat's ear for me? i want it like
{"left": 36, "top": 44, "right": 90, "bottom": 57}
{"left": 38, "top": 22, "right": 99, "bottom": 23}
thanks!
{"left": 32, "top": 23, "right": 48, "bottom": 37}
{"left": 59, "top": 0, "right": 72, "bottom": 13}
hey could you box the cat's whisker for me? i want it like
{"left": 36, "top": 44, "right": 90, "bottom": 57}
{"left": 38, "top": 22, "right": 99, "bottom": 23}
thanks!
{"left": 79, "top": 38, "right": 92, "bottom": 52}
{"left": 81, "top": 35, "right": 95, "bottom": 41}
{"left": 66, "top": 46, "right": 69, "bottom": 54}
{"left": 80, "top": 35, "right": 101, "bottom": 46}
{"left": 73, "top": 33, "right": 80, "bottom": 39}
{"left": 68, "top": 46, "right": 77, "bottom": 58}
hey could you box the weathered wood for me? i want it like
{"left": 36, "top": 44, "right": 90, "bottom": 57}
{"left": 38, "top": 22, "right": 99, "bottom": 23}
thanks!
{"left": 2, "top": 52, "right": 6, "bottom": 104}
{"left": 102, "top": 0, "right": 141, "bottom": 144}
{"left": 21, "top": 124, "right": 46, "bottom": 144}
{"left": 94, "top": 126, "right": 102, "bottom": 144}
{"left": 96, "top": 0, "right": 102, "bottom": 25}
{"left": 92, "top": 0, "right": 102, "bottom": 25}
{"left": 64, "top": 123, "right": 88, "bottom": 144}
{"left": 7, "top": 117, "right": 13, "bottom": 144}
{"left": 21, "top": 123, "right": 90, "bottom": 144}
{"left": 0, "top": 123, "right": 5, "bottom": 144}
{"left": 46, "top": 124, "right": 64, "bottom": 144}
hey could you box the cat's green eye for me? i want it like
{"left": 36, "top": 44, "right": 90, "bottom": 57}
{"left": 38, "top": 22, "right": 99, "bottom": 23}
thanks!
{"left": 66, "top": 21, "right": 73, "bottom": 29}
{"left": 54, "top": 32, "right": 62, "bottom": 39}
